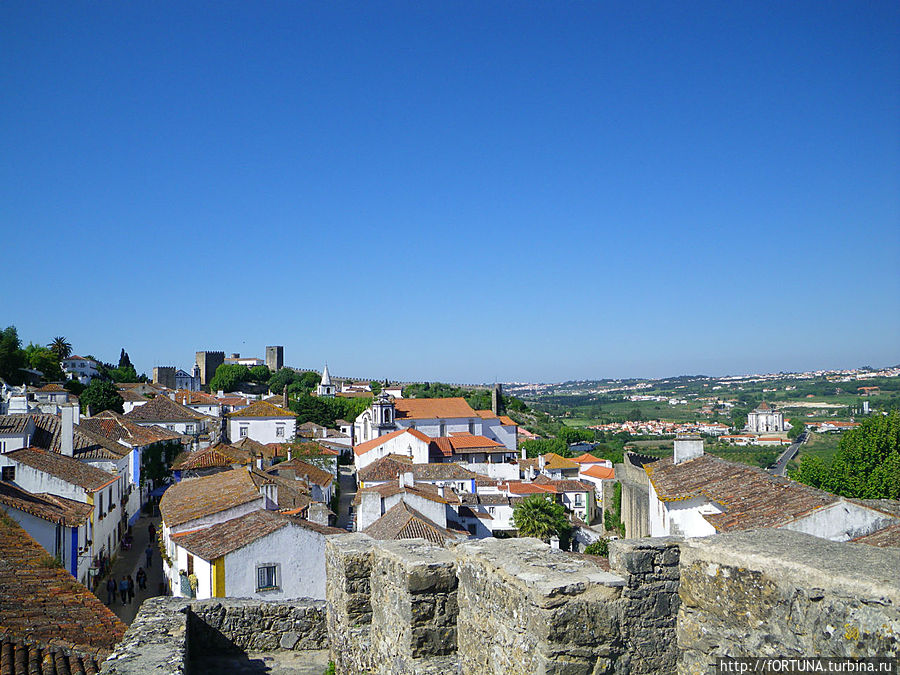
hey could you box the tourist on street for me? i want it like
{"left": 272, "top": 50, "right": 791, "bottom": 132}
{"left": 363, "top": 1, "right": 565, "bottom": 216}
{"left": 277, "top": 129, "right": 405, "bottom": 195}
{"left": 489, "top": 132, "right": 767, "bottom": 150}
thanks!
{"left": 119, "top": 576, "right": 128, "bottom": 605}
{"left": 106, "top": 577, "right": 117, "bottom": 605}
{"left": 145, "top": 544, "right": 153, "bottom": 567}
{"left": 148, "top": 522, "right": 155, "bottom": 541}
{"left": 136, "top": 567, "right": 147, "bottom": 590}
{"left": 127, "top": 574, "right": 135, "bottom": 603}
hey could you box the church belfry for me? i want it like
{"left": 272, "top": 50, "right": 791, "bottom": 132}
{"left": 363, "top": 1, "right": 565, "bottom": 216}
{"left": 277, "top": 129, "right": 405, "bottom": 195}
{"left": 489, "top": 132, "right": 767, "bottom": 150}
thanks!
{"left": 316, "top": 363, "right": 336, "bottom": 398}
{"left": 372, "top": 391, "right": 397, "bottom": 433}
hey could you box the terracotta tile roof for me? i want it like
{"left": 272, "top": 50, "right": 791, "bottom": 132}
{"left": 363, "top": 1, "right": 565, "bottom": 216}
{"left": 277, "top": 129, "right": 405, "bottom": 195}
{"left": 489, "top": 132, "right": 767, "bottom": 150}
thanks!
{"left": 363, "top": 502, "right": 461, "bottom": 545}
{"left": 499, "top": 416, "right": 517, "bottom": 426}
{"left": 533, "top": 475, "right": 593, "bottom": 493}
{"left": 500, "top": 481, "right": 556, "bottom": 496}
{"left": 263, "top": 395, "right": 286, "bottom": 406}
{"left": 231, "top": 437, "right": 269, "bottom": 456}
{"left": 353, "top": 428, "right": 430, "bottom": 456}
{"left": 474, "top": 410, "right": 497, "bottom": 420}
{"left": 353, "top": 480, "right": 455, "bottom": 506}
{"left": 175, "top": 390, "right": 221, "bottom": 407}
{"left": 571, "top": 453, "right": 603, "bottom": 464}
{"left": 852, "top": 523, "right": 900, "bottom": 548}
{"left": 645, "top": 454, "right": 838, "bottom": 532}
{"left": 0, "top": 483, "right": 93, "bottom": 527}
{"left": 216, "top": 396, "right": 250, "bottom": 406}
{"left": 0, "top": 508, "right": 126, "bottom": 665}
{"left": 581, "top": 465, "right": 615, "bottom": 480}
{"left": 159, "top": 468, "right": 263, "bottom": 527}
{"left": 267, "top": 459, "right": 333, "bottom": 488}
{"left": 172, "top": 509, "right": 290, "bottom": 560}
{"left": 358, "top": 456, "right": 478, "bottom": 483}
{"left": 542, "top": 453, "right": 580, "bottom": 470}
{"left": 35, "top": 383, "right": 67, "bottom": 393}
{"left": 3, "top": 413, "right": 130, "bottom": 460}
{"left": 393, "top": 397, "right": 477, "bottom": 420}
{"left": 247, "top": 467, "right": 313, "bottom": 512}
{"left": 227, "top": 400, "right": 297, "bottom": 419}
{"left": 5, "top": 447, "right": 118, "bottom": 492}
{"left": 117, "top": 388, "right": 151, "bottom": 402}
{"left": 171, "top": 444, "right": 252, "bottom": 471}
{"left": 518, "top": 457, "right": 539, "bottom": 472}
{"left": 123, "top": 395, "right": 206, "bottom": 422}
{"left": 81, "top": 410, "right": 182, "bottom": 447}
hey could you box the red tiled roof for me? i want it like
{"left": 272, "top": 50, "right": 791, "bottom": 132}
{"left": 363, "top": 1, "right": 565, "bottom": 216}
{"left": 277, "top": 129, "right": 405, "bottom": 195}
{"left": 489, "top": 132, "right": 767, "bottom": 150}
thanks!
{"left": 646, "top": 454, "right": 838, "bottom": 531}
{"left": 358, "top": 455, "right": 477, "bottom": 483}
{"left": 123, "top": 395, "right": 206, "bottom": 422}
{"left": 363, "top": 501, "right": 461, "bottom": 545}
{"left": 0, "top": 483, "right": 93, "bottom": 527}
{"left": 353, "top": 480, "right": 455, "bottom": 506}
{"left": 226, "top": 400, "right": 296, "bottom": 419}
{"left": 542, "top": 453, "right": 579, "bottom": 470}
{"left": 267, "top": 459, "right": 333, "bottom": 488}
{"left": 393, "top": 397, "right": 477, "bottom": 420}
{"left": 0, "top": 509, "right": 126, "bottom": 666}
{"left": 581, "top": 465, "right": 615, "bottom": 480}
{"left": 533, "top": 475, "right": 593, "bottom": 493}
{"left": 353, "top": 428, "right": 430, "bottom": 456}
{"left": 159, "top": 468, "right": 263, "bottom": 527}
{"left": 5, "top": 447, "right": 118, "bottom": 492}
{"left": 852, "top": 523, "right": 900, "bottom": 548}
{"left": 171, "top": 444, "right": 252, "bottom": 471}
{"left": 82, "top": 410, "right": 182, "bottom": 447}
{"left": 474, "top": 410, "right": 496, "bottom": 420}
{"left": 571, "top": 453, "right": 603, "bottom": 464}
{"left": 498, "top": 416, "right": 516, "bottom": 426}
{"left": 172, "top": 509, "right": 290, "bottom": 560}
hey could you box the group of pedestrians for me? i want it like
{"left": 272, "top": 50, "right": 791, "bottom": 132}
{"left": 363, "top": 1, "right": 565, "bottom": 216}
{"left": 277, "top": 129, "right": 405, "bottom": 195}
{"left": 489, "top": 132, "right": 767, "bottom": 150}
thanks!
{"left": 104, "top": 567, "right": 150, "bottom": 606}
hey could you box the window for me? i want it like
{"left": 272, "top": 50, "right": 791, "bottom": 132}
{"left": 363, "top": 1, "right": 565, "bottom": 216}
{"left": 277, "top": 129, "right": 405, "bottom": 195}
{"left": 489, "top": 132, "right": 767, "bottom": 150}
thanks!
{"left": 256, "top": 563, "right": 279, "bottom": 591}
{"left": 468, "top": 420, "right": 475, "bottom": 435}
{"left": 185, "top": 424, "right": 194, "bottom": 434}
{"left": 240, "top": 426, "right": 248, "bottom": 438}
{"left": 276, "top": 425, "right": 285, "bottom": 438}
{"left": 167, "top": 425, "right": 175, "bottom": 431}
{"left": 439, "top": 421, "right": 446, "bottom": 437}
{"left": 1, "top": 466, "right": 14, "bottom": 482}
{"left": 574, "top": 494, "right": 583, "bottom": 506}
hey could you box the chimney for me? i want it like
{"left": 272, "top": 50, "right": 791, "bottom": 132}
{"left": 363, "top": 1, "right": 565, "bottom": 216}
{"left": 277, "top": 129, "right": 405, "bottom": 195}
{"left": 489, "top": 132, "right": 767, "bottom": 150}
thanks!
{"left": 257, "top": 456, "right": 263, "bottom": 470}
{"left": 437, "top": 484, "right": 445, "bottom": 499}
{"left": 307, "top": 502, "right": 329, "bottom": 526}
{"left": 538, "top": 454, "right": 546, "bottom": 471}
{"left": 283, "top": 384, "right": 288, "bottom": 406}
{"left": 398, "top": 473, "right": 405, "bottom": 489}
{"left": 403, "top": 471, "right": 414, "bottom": 488}
{"left": 60, "top": 404, "right": 75, "bottom": 457}
{"left": 168, "top": 392, "right": 176, "bottom": 401}
{"left": 674, "top": 434, "right": 704, "bottom": 465}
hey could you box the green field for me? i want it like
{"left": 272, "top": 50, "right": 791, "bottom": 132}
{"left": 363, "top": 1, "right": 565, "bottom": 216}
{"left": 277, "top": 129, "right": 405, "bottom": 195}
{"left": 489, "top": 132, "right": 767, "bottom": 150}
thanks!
{"left": 796, "top": 432, "right": 842, "bottom": 465}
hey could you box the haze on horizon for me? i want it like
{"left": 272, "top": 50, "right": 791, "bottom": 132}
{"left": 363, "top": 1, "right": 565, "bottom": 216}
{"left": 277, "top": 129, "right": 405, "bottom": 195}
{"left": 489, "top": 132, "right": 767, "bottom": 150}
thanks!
{"left": 2, "top": 2, "right": 898, "bottom": 384}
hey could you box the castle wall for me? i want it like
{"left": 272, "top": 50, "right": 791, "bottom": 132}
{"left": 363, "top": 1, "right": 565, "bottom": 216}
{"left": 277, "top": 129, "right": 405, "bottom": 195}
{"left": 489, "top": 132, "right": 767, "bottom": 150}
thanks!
{"left": 676, "top": 529, "right": 900, "bottom": 674}
{"left": 618, "top": 457, "right": 651, "bottom": 538}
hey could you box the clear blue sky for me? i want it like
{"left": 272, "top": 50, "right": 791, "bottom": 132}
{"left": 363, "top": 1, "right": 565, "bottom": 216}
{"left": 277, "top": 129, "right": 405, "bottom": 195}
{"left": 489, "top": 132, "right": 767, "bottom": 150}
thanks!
{"left": 2, "top": 2, "right": 898, "bottom": 383}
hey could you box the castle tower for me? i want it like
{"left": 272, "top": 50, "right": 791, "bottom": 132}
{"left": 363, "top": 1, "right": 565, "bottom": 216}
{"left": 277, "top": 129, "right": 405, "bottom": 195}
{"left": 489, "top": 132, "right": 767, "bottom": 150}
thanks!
{"left": 265, "top": 346, "right": 284, "bottom": 372}
{"left": 195, "top": 351, "right": 225, "bottom": 387}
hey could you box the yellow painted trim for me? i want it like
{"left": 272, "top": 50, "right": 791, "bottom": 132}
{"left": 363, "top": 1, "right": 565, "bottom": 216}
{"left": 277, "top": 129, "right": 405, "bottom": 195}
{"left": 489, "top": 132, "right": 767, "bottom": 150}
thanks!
{"left": 86, "top": 493, "right": 94, "bottom": 524}
{"left": 212, "top": 557, "right": 225, "bottom": 597}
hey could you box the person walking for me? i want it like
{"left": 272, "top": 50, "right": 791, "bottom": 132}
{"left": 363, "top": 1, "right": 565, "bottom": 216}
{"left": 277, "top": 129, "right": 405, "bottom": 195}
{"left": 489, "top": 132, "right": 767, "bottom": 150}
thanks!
{"left": 145, "top": 544, "right": 153, "bottom": 568}
{"left": 127, "top": 574, "right": 135, "bottom": 604}
{"left": 106, "top": 577, "right": 117, "bottom": 605}
{"left": 136, "top": 566, "right": 147, "bottom": 590}
{"left": 119, "top": 576, "right": 128, "bottom": 605}
{"left": 148, "top": 522, "right": 155, "bottom": 541}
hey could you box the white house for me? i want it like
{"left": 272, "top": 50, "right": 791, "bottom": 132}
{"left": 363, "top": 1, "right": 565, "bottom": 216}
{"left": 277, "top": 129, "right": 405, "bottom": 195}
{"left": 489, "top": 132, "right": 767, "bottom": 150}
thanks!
{"left": 227, "top": 400, "right": 297, "bottom": 445}
{"left": 0, "top": 446, "right": 122, "bottom": 587}
{"left": 353, "top": 395, "right": 517, "bottom": 453}
{"left": 61, "top": 356, "right": 100, "bottom": 384}
{"left": 166, "top": 509, "right": 342, "bottom": 600}
{"left": 175, "top": 390, "right": 223, "bottom": 418}
{"left": 357, "top": 455, "right": 479, "bottom": 494}
{"left": 646, "top": 435, "right": 899, "bottom": 541}
{"left": 353, "top": 476, "right": 457, "bottom": 532}
{"left": 352, "top": 428, "right": 432, "bottom": 470}
{"left": 0, "top": 480, "right": 93, "bottom": 582}
{"left": 265, "top": 458, "right": 334, "bottom": 505}
{"left": 124, "top": 394, "right": 210, "bottom": 439}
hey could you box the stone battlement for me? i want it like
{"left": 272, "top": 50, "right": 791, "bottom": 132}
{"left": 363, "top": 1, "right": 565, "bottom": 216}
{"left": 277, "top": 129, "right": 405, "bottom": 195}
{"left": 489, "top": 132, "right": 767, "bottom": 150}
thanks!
{"left": 104, "top": 529, "right": 900, "bottom": 674}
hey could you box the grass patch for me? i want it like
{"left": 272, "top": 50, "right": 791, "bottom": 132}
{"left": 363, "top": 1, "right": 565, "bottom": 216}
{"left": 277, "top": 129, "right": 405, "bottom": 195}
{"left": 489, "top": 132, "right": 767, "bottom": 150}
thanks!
{"left": 796, "top": 432, "right": 842, "bottom": 466}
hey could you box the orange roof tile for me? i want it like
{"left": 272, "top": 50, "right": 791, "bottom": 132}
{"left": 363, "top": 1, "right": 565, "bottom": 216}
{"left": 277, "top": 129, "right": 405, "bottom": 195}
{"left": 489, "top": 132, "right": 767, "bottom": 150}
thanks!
{"left": 227, "top": 400, "right": 297, "bottom": 419}
{"left": 353, "top": 428, "right": 430, "bottom": 456}
{"left": 393, "top": 397, "right": 477, "bottom": 420}
{"left": 498, "top": 416, "right": 516, "bottom": 426}
{"left": 571, "top": 452, "right": 603, "bottom": 464}
{"left": 580, "top": 465, "right": 615, "bottom": 480}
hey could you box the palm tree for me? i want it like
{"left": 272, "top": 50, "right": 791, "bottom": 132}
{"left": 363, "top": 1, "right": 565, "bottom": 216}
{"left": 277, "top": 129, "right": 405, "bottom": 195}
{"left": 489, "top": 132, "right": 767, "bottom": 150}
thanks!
{"left": 49, "top": 336, "right": 72, "bottom": 361}
{"left": 511, "top": 494, "right": 570, "bottom": 543}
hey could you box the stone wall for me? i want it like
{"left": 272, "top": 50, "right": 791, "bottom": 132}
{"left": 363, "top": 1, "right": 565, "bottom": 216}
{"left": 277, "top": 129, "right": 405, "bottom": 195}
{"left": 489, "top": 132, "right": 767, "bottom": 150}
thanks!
{"left": 325, "top": 532, "right": 377, "bottom": 674}
{"left": 608, "top": 537, "right": 681, "bottom": 674}
{"left": 189, "top": 598, "right": 326, "bottom": 653}
{"left": 618, "top": 454, "right": 654, "bottom": 538}
{"left": 101, "top": 597, "right": 327, "bottom": 674}
{"left": 677, "top": 529, "right": 900, "bottom": 674}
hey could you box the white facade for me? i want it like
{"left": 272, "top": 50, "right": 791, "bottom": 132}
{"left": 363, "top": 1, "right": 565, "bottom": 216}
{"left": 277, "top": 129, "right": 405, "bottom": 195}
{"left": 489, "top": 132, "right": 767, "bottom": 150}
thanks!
{"left": 2, "top": 504, "right": 89, "bottom": 583}
{"left": 356, "top": 488, "right": 448, "bottom": 531}
{"left": 747, "top": 404, "right": 785, "bottom": 434}
{"left": 648, "top": 481, "right": 721, "bottom": 538}
{"left": 228, "top": 416, "right": 296, "bottom": 445}
{"left": 353, "top": 429, "right": 431, "bottom": 471}
{"left": 61, "top": 357, "right": 100, "bottom": 384}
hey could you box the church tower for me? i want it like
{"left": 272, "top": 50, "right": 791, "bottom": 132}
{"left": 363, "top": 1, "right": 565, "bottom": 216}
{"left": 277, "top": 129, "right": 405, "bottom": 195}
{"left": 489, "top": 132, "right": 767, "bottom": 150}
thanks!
{"left": 316, "top": 363, "right": 336, "bottom": 398}
{"left": 372, "top": 391, "right": 397, "bottom": 434}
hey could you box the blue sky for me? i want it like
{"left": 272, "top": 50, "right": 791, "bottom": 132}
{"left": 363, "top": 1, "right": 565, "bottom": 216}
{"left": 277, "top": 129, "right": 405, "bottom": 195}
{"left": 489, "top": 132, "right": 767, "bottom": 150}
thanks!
{"left": 2, "top": 2, "right": 898, "bottom": 383}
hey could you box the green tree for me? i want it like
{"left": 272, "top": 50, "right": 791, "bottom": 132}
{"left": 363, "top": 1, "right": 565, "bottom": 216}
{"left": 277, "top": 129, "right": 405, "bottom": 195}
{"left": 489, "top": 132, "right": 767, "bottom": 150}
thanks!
{"left": 118, "top": 348, "right": 133, "bottom": 370}
{"left": 24, "top": 344, "right": 64, "bottom": 381}
{"left": 787, "top": 419, "right": 805, "bottom": 440}
{"left": 0, "top": 326, "right": 27, "bottom": 385}
{"left": 109, "top": 364, "right": 139, "bottom": 383}
{"left": 583, "top": 539, "right": 609, "bottom": 556}
{"left": 80, "top": 380, "right": 124, "bottom": 415}
{"left": 64, "top": 379, "right": 86, "bottom": 396}
{"left": 511, "top": 495, "right": 570, "bottom": 543}
{"left": 369, "top": 381, "right": 382, "bottom": 395}
{"left": 49, "top": 336, "right": 72, "bottom": 361}
{"left": 249, "top": 365, "right": 271, "bottom": 383}
{"left": 209, "top": 364, "right": 251, "bottom": 393}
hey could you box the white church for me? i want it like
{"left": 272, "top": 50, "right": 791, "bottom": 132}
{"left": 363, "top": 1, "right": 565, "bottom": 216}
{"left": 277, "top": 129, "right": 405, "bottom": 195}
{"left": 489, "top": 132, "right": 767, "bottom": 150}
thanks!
{"left": 746, "top": 401, "right": 785, "bottom": 434}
